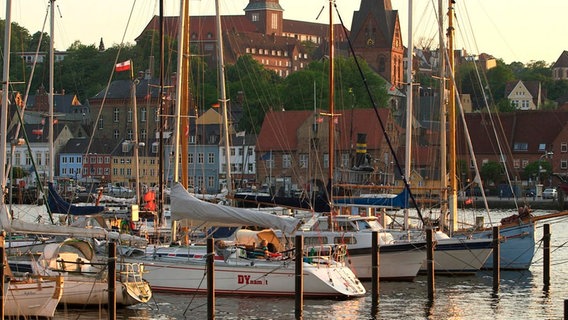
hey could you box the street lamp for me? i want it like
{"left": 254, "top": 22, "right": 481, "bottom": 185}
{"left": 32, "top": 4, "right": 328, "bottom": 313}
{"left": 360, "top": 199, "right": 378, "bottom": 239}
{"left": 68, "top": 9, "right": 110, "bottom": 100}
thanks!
{"left": 538, "top": 151, "right": 554, "bottom": 196}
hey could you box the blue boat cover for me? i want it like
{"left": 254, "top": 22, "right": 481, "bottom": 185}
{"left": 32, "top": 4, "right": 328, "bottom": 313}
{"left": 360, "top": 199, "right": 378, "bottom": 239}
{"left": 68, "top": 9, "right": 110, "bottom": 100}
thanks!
{"left": 47, "top": 182, "right": 105, "bottom": 215}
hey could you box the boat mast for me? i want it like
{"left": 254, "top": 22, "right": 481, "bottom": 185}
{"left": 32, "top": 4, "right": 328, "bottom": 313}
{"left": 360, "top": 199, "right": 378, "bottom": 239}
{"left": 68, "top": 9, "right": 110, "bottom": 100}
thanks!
{"left": 157, "top": 0, "right": 165, "bottom": 225}
{"left": 328, "top": 0, "right": 335, "bottom": 214}
{"left": 216, "top": 0, "right": 232, "bottom": 195}
{"left": 437, "top": 0, "right": 448, "bottom": 231}
{"left": 0, "top": 0, "right": 12, "bottom": 193}
{"left": 403, "top": 0, "right": 413, "bottom": 231}
{"left": 180, "top": 0, "right": 190, "bottom": 189}
{"left": 173, "top": 0, "right": 189, "bottom": 185}
{"left": 48, "top": 0, "right": 55, "bottom": 183}
{"left": 447, "top": 0, "right": 458, "bottom": 234}
{"left": 131, "top": 63, "right": 141, "bottom": 205}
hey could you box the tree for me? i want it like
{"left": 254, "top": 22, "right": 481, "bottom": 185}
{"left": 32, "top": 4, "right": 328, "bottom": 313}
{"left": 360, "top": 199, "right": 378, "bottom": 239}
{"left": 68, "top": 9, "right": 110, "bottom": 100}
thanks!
{"left": 523, "top": 161, "right": 552, "bottom": 184}
{"left": 480, "top": 161, "right": 504, "bottom": 186}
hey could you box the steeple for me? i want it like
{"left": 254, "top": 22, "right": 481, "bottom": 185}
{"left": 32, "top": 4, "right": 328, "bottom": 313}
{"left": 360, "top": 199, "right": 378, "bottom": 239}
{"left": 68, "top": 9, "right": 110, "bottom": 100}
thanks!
{"left": 350, "top": 0, "right": 403, "bottom": 87}
{"left": 98, "top": 38, "right": 105, "bottom": 52}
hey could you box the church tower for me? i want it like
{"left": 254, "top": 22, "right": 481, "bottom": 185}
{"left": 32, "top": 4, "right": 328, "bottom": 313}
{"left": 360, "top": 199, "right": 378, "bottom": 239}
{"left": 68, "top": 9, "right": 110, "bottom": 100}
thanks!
{"left": 244, "top": 0, "right": 284, "bottom": 35}
{"left": 350, "top": 0, "right": 404, "bottom": 87}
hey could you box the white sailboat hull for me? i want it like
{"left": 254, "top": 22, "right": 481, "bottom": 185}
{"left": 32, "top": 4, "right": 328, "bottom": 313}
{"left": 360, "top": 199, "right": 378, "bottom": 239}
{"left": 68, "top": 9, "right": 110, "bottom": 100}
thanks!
{"left": 4, "top": 276, "right": 63, "bottom": 318}
{"left": 345, "top": 243, "right": 426, "bottom": 280}
{"left": 419, "top": 238, "right": 493, "bottom": 274}
{"left": 127, "top": 249, "right": 365, "bottom": 298}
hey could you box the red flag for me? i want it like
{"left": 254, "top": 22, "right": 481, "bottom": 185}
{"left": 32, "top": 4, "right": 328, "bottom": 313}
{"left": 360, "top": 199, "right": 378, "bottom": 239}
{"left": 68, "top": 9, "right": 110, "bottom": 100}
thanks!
{"left": 115, "top": 60, "right": 131, "bottom": 72}
{"left": 389, "top": 85, "right": 396, "bottom": 91}
{"left": 212, "top": 103, "right": 220, "bottom": 108}
{"left": 53, "top": 118, "right": 58, "bottom": 124}
{"left": 316, "top": 117, "right": 323, "bottom": 123}
{"left": 184, "top": 124, "right": 189, "bottom": 137}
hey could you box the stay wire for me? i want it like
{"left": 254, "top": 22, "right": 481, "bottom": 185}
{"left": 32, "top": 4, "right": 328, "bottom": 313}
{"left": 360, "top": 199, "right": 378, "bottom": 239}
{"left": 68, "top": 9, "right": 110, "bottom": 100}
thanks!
{"left": 333, "top": 3, "right": 423, "bottom": 222}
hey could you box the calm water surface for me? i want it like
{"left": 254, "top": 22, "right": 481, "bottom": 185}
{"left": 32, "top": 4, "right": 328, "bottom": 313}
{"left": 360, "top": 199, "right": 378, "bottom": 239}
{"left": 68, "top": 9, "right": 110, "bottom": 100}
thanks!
{"left": 12, "top": 206, "right": 568, "bottom": 319}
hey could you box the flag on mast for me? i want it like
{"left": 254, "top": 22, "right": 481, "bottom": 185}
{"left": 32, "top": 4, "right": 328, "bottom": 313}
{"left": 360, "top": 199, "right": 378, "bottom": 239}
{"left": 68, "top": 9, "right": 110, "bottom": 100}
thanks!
{"left": 115, "top": 60, "right": 131, "bottom": 72}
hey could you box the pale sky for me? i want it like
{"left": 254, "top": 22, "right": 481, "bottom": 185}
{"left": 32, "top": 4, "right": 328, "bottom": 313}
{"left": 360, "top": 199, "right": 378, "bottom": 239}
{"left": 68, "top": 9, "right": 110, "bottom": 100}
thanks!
{"left": 4, "top": 0, "right": 567, "bottom": 65}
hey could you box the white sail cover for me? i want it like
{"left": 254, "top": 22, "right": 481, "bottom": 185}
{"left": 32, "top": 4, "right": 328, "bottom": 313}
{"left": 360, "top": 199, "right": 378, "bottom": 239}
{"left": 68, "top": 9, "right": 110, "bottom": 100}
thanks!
{"left": 170, "top": 182, "right": 300, "bottom": 234}
{"left": 0, "top": 205, "right": 147, "bottom": 245}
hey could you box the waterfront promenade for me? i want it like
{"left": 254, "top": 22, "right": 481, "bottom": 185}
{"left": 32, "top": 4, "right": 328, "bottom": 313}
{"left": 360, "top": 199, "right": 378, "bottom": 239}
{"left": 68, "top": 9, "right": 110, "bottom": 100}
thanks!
{"left": 460, "top": 195, "right": 563, "bottom": 211}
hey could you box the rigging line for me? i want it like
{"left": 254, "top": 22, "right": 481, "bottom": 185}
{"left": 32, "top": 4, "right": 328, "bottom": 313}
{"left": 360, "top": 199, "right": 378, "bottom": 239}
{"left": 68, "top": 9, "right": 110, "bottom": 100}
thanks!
{"left": 5, "top": 6, "right": 49, "bottom": 184}
{"left": 86, "top": 0, "right": 138, "bottom": 156}
{"left": 333, "top": 3, "right": 423, "bottom": 223}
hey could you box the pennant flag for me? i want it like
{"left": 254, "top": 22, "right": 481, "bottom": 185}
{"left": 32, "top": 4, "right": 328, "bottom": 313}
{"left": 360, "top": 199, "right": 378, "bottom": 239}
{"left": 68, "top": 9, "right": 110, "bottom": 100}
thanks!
{"left": 53, "top": 118, "right": 59, "bottom": 124}
{"left": 71, "top": 95, "right": 81, "bottom": 106}
{"left": 115, "top": 60, "right": 131, "bottom": 72}
{"left": 316, "top": 117, "right": 324, "bottom": 123}
{"left": 464, "top": 198, "right": 473, "bottom": 205}
{"left": 236, "top": 131, "right": 246, "bottom": 137}
{"left": 184, "top": 124, "right": 189, "bottom": 137}
{"left": 41, "top": 118, "right": 45, "bottom": 125}
{"left": 32, "top": 129, "right": 43, "bottom": 135}
{"left": 212, "top": 103, "right": 220, "bottom": 108}
{"left": 144, "top": 93, "right": 151, "bottom": 101}
{"left": 389, "top": 84, "right": 396, "bottom": 91}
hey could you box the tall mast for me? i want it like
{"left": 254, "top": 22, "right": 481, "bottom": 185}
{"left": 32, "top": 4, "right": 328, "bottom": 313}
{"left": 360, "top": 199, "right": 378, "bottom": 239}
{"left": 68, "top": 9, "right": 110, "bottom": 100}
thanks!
{"left": 173, "top": 0, "right": 189, "bottom": 184}
{"left": 180, "top": 0, "right": 190, "bottom": 188}
{"left": 0, "top": 0, "right": 12, "bottom": 191}
{"left": 328, "top": 0, "right": 335, "bottom": 211}
{"left": 403, "top": 0, "right": 413, "bottom": 230}
{"left": 131, "top": 63, "right": 141, "bottom": 205}
{"left": 157, "top": 0, "right": 165, "bottom": 225}
{"left": 216, "top": 0, "right": 232, "bottom": 195}
{"left": 438, "top": 0, "right": 448, "bottom": 231}
{"left": 447, "top": 0, "right": 458, "bottom": 234}
{"left": 48, "top": 0, "right": 55, "bottom": 182}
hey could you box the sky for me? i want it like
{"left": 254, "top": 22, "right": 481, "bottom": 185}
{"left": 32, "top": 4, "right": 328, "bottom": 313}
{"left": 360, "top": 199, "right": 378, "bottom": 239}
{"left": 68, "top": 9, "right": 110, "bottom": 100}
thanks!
{"left": 3, "top": 0, "right": 567, "bottom": 65}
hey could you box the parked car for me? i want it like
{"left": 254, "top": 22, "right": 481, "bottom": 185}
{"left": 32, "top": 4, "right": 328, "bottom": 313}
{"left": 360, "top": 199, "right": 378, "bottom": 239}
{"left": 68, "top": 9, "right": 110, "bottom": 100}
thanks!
{"left": 542, "top": 188, "right": 557, "bottom": 199}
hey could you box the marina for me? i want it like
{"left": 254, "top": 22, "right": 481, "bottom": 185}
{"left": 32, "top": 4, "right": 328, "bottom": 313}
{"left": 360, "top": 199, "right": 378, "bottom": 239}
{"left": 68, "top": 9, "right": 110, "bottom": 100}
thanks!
{"left": 4, "top": 208, "right": 566, "bottom": 319}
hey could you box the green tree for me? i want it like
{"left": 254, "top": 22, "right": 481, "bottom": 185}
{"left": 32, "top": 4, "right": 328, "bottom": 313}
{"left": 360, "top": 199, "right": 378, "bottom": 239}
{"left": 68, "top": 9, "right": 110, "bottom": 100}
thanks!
{"left": 480, "top": 161, "right": 504, "bottom": 186}
{"left": 523, "top": 160, "right": 552, "bottom": 183}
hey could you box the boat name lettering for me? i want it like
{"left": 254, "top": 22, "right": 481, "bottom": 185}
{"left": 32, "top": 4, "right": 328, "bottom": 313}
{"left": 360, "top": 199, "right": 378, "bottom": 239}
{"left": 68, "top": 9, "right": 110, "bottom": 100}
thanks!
{"left": 237, "top": 274, "right": 267, "bottom": 285}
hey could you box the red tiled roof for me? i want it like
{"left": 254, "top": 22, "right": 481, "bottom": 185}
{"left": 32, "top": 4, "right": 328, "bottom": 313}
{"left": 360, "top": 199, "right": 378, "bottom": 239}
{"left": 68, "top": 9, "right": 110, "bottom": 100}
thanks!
{"left": 256, "top": 110, "right": 313, "bottom": 152}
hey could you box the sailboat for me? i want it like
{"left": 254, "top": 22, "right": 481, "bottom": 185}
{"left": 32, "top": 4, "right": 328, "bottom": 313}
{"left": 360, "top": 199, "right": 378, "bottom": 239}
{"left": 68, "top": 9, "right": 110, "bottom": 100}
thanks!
{"left": 442, "top": 0, "right": 535, "bottom": 270}
{"left": 2, "top": 1, "right": 152, "bottom": 308}
{"left": 119, "top": 0, "right": 365, "bottom": 299}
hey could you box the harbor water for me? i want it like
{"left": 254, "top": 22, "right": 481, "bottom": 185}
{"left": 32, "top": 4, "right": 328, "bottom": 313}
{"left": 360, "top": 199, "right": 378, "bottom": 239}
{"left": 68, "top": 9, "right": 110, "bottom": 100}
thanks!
{"left": 10, "top": 206, "right": 568, "bottom": 319}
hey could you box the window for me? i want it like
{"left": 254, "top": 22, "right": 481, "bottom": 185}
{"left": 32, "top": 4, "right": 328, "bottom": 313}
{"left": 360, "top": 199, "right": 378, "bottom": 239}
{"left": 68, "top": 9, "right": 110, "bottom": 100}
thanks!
{"left": 252, "top": 13, "right": 259, "bottom": 22}
{"left": 114, "top": 108, "right": 119, "bottom": 122}
{"left": 105, "top": 156, "right": 110, "bottom": 164}
{"left": 14, "top": 152, "right": 20, "bottom": 165}
{"left": 283, "top": 154, "right": 292, "bottom": 168}
{"left": 248, "top": 163, "right": 253, "bottom": 173}
{"left": 152, "top": 142, "right": 159, "bottom": 154}
{"left": 513, "top": 143, "right": 528, "bottom": 151}
{"left": 98, "top": 156, "right": 103, "bottom": 164}
{"left": 323, "top": 153, "right": 329, "bottom": 168}
{"left": 299, "top": 154, "right": 308, "bottom": 168}
{"left": 562, "top": 143, "right": 567, "bottom": 153}
{"left": 538, "top": 143, "right": 547, "bottom": 152}
{"left": 521, "top": 159, "right": 529, "bottom": 168}
{"left": 98, "top": 118, "right": 103, "bottom": 130}
{"left": 36, "top": 152, "right": 42, "bottom": 166}
{"left": 562, "top": 160, "right": 568, "bottom": 170}
{"left": 513, "top": 159, "right": 520, "bottom": 169}
{"left": 188, "top": 153, "right": 194, "bottom": 164}
{"left": 114, "top": 129, "right": 119, "bottom": 139}
{"left": 208, "top": 176, "right": 215, "bottom": 188}
{"left": 208, "top": 153, "right": 215, "bottom": 164}
{"left": 62, "top": 156, "right": 67, "bottom": 164}
{"left": 341, "top": 153, "right": 349, "bottom": 167}
{"left": 141, "top": 129, "right": 147, "bottom": 141}
{"left": 141, "top": 107, "right": 146, "bottom": 122}
{"left": 127, "top": 108, "right": 133, "bottom": 122}
{"left": 198, "top": 153, "right": 204, "bottom": 164}
{"left": 127, "top": 129, "right": 133, "bottom": 140}
{"left": 271, "top": 13, "right": 278, "bottom": 29}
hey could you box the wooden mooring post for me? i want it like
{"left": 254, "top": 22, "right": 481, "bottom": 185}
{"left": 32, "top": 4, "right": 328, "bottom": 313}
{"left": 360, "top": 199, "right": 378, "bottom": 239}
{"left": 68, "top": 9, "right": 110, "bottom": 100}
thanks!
{"left": 108, "top": 241, "right": 116, "bottom": 320}
{"left": 295, "top": 235, "right": 304, "bottom": 320}
{"left": 426, "top": 228, "right": 435, "bottom": 301}
{"left": 371, "top": 231, "right": 380, "bottom": 317}
{"left": 207, "top": 238, "right": 215, "bottom": 320}
{"left": 492, "top": 226, "right": 500, "bottom": 292}
{"left": 543, "top": 223, "right": 550, "bottom": 288}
